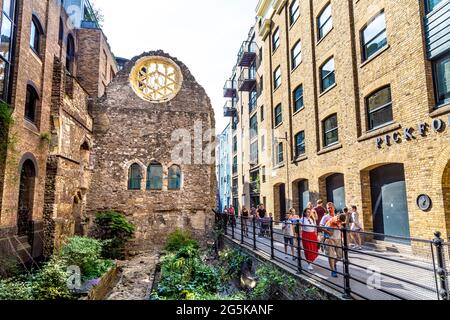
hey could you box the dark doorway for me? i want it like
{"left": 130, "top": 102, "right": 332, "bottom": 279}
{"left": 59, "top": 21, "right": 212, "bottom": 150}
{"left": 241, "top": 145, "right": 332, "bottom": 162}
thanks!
{"left": 370, "top": 164, "right": 410, "bottom": 241}
{"left": 17, "top": 160, "right": 36, "bottom": 239}
{"left": 326, "top": 173, "right": 345, "bottom": 212}
{"left": 278, "top": 184, "right": 287, "bottom": 221}
{"left": 297, "top": 180, "right": 310, "bottom": 213}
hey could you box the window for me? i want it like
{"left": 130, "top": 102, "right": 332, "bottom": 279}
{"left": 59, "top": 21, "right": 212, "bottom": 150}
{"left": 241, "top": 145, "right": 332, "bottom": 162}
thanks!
{"left": 274, "top": 104, "right": 283, "bottom": 127}
{"left": 233, "top": 156, "right": 238, "bottom": 175}
{"left": 146, "top": 161, "right": 163, "bottom": 190}
{"left": 291, "top": 40, "right": 302, "bottom": 70}
{"left": 233, "top": 135, "right": 238, "bottom": 154}
{"left": 260, "top": 106, "right": 264, "bottom": 121}
{"left": 272, "top": 28, "right": 280, "bottom": 51}
{"left": 276, "top": 143, "right": 284, "bottom": 164}
{"left": 250, "top": 141, "right": 259, "bottom": 164}
{"left": 58, "top": 18, "right": 64, "bottom": 44}
{"left": 426, "top": 0, "right": 445, "bottom": 13}
{"left": 168, "top": 165, "right": 181, "bottom": 190}
{"left": 66, "top": 34, "right": 75, "bottom": 73}
{"left": 24, "top": 85, "right": 39, "bottom": 124}
{"left": 128, "top": 163, "right": 142, "bottom": 190}
{"left": 366, "top": 86, "right": 393, "bottom": 130}
{"left": 434, "top": 53, "right": 450, "bottom": 106}
{"left": 274, "top": 66, "right": 281, "bottom": 89}
{"left": 261, "top": 135, "right": 265, "bottom": 152}
{"left": 320, "top": 57, "right": 335, "bottom": 92}
{"left": 290, "top": 0, "right": 300, "bottom": 25}
{"left": 293, "top": 85, "right": 304, "bottom": 112}
{"left": 0, "top": 0, "right": 16, "bottom": 101}
{"left": 362, "top": 12, "right": 387, "bottom": 61}
{"left": 323, "top": 114, "right": 339, "bottom": 147}
{"left": 318, "top": 3, "right": 333, "bottom": 40}
{"left": 249, "top": 89, "right": 257, "bottom": 113}
{"left": 295, "top": 131, "right": 306, "bottom": 157}
{"left": 250, "top": 114, "right": 258, "bottom": 139}
{"left": 262, "top": 166, "right": 266, "bottom": 183}
{"left": 30, "top": 16, "right": 43, "bottom": 54}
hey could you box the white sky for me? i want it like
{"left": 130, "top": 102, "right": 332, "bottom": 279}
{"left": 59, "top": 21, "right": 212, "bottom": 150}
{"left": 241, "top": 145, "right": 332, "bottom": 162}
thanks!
{"left": 91, "top": 0, "right": 258, "bottom": 134}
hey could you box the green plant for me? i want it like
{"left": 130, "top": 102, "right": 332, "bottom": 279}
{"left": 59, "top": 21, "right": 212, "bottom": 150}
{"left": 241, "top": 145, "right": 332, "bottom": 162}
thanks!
{"left": 219, "top": 248, "right": 251, "bottom": 280}
{"left": 164, "top": 229, "right": 199, "bottom": 253}
{"left": 0, "top": 278, "right": 33, "bottom": 300}
{"left": 32, "top": 257, "right": 74, "bottom": 300}
{"left": 59, "top": 236, "right": 113, "bottom": 281}
{"left": 90, "top": 211, "right": 135, "bottom": 260}
{"left": 40, "top": 132, "right": 51, "bottom": 144}
{"left": 0, "top": 102, "right": 13, "bottom": 161}
{"left": 249, "top": 264, "right": 296, "bottom": 300}
{"left": 0, "top": 256, "right": 21, "bottom": 279}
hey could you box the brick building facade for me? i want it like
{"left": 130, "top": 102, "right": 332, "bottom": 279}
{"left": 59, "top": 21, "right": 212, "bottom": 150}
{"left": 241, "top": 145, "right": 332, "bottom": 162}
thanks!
{"left": 0, "top": 0, "right": 117, "bottom": 260}
{"left": 222, "top": 0, "right": 450, "bottom": 243}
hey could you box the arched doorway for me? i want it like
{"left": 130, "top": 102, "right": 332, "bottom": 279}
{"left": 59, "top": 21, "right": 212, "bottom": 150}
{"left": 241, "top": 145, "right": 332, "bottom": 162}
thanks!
{"left": 17, "top": 159, "right": 36, "bottom": 238}
{"left": 293, "top": 179, "right": 309, "bottom": 214}
{"left": 274, "top": 183, "right": 287, "bottom": 221}
{"left": 370, "top": 163, "right": 410, "bottom": 240}
{"left": 326, "top": 173, "right": 346, "bottom": 212}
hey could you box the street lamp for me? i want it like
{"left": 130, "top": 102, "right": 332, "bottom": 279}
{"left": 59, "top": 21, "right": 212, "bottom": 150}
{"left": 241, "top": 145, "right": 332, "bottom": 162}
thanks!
{"left": 274, "top": 132, "right": 291, "bottom": 212}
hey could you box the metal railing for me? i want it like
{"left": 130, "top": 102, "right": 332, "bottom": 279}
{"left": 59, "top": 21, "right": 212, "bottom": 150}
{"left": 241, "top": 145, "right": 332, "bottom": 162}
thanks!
{"left": 214, "top": 211, "right": 450, "bottom": 301}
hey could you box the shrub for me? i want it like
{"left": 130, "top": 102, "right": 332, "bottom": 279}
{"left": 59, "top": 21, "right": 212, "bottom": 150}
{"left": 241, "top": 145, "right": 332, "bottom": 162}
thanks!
{"left": 0, "top": 278, "right": 33, "bottom": 300}
{"left": 90, "top": 211, "right": 135, "bottom": 260}
{"left": 219, "top": 248, "right": 251, "bottom": 280}
{"left": 164, "top": 229, "right": 199, "bottom": 253}
{"left": 32, "top": 257, "right": 74, "bottom": 300}
{"left": 249, "top": 264, "right": 296, "bottom": 300}
{"left": 0, "top": 256, "right": 21, "bottom": 279}
{"left": 60, "top": 236, "right": 113, "bottom": 281}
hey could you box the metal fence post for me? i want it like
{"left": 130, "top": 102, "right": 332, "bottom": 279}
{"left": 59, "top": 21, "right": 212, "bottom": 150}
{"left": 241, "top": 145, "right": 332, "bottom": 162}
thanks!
{"left": 341, "top": 225, "right": 352, "bottom": 299}
{"left": 296, "top": 222, "right": 302, "bottom": 274}
{"left": 241, "top": 215, "right": 244, "bottom": 244}
{"left": 231, "top": 214, "right": 235, "bottom": 239}
{"left": 270, "top": 217, "right": 275, "bottom": 259}
{"left": 223, "top": 213, "right": 228, "bottom": 236}
{"left": 253, "top": 216, "right": 257, "bottom": 251}
{"left": 433, "top": 231, "right": 449, "bottom": 300}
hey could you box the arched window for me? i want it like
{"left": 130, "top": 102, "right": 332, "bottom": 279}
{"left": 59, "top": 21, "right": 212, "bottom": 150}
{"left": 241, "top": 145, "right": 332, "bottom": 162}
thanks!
{"left": 147, "top": 161, "right": 163, "bottom": 190}
{"left": 66, "top": 34, "right": 75, "bottom": 73}
{"left": 30, "top": 15, "right": 43, "bottom": 55}
{"left": 128, "top": 163, "right": 142, "bottom": 190}
{"left": 168, "top": 165, "right": 181, "bottom": 190}
{"left": 24, "top": 84, "right": 39, "bottom": 124}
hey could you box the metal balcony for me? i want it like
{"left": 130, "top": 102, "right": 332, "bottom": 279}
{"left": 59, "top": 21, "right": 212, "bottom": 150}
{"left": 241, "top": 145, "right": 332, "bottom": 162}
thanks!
{"left": 238, "top": 68, "right": 257, "bottom": 92}
{"left": 237, "top": 41, "right": 257, "bottom": 67}
{"left": 223, "top": 100, "right": 237, "bottom": 117}
{"left": 223, "top": 79, "right": 237, "bottom": 98}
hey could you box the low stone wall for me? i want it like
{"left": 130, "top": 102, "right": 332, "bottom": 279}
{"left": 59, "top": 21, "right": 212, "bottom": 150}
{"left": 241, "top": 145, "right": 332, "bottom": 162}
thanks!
{"left": 87, "top": 265, "right": 119, "bottom": 300}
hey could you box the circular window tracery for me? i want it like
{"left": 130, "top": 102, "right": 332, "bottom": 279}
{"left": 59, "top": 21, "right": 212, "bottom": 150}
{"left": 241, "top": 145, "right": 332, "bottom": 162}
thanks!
{"left": 129, "top": 56, "right": 183, "bottom": 103}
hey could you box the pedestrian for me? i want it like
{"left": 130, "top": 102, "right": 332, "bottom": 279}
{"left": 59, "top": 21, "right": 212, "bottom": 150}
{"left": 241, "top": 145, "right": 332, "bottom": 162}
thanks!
{"left": 282, "top": 211, "right": 295, "bottom": 260}
{"left": 314, "top": 200, "right": 326, "bottom": 226}
{"left": 223, "top": 206, "right": 229, "bottom": 229}
{"left": 324, "top": 213, "right": 346, "bottom": 278}
{"left": 257, "top": 204, "right": 267, "bottom": 219}
{"left": 307, "top": 202, "right": 318, "bottom": 225}
{"left": 350, "top": 205, "right": 363, "bottom": 250}
{"left": 257, "top": 205, "right": 267, "bottom": 237}
{"left": 228, "top": 206, "right": 236, "bottom": 227}
{"left": 343, "top": 207, "right": 352, "bottom": 244}
{"left": 241, "top": 206, "right": 250, "bottom": 237}
{"left": 289, "top": 208, "right": 301, "bottom": 248}
{"left": 318, "top": 202, "right": 336, "bottom": 253}
{"left": 300, "top": 208, "right": 319, "bottom": 271}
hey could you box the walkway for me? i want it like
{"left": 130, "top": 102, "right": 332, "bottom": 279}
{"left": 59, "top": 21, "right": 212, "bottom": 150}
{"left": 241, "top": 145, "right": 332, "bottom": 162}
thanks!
{"left": 224, "top": 221, "right": 447, "bottom": 300}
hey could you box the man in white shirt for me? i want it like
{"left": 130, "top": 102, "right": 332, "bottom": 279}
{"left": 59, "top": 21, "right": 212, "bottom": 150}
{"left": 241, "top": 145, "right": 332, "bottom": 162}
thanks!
{"left": 350, "top": 205, "right": 363, "bottom": 250}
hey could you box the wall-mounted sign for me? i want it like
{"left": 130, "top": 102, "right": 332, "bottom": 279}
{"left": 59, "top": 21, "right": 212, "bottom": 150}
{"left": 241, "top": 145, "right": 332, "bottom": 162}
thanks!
{"left": 417, "top": 194, "right": 432, "bottom": 211}
{"left": 376, "top": 119, "right": 446, "bottom": 149}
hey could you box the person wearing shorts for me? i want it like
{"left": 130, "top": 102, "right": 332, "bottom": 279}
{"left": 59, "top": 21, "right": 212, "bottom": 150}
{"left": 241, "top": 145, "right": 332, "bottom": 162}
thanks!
{"left": 282, "top": 213, "right": 295, "bottom": 260}
{"left": 324, "top": 214, "right": 346, "bottom": 278}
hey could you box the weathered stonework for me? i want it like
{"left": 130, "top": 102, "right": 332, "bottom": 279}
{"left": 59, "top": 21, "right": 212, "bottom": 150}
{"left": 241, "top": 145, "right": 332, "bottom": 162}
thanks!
{"left": 87, "top": 51, "right": 216, "bottom": 251}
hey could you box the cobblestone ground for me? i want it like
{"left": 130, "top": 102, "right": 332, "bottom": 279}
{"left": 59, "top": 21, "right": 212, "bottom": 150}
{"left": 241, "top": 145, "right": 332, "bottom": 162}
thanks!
{"left": 106, "top": 252, "right": 159, "bottom": 300}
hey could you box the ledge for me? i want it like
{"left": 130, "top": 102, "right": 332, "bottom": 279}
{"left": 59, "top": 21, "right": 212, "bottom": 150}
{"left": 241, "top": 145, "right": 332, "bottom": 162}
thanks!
{"left": 319, "top": 83, "right": 337, "bottom": 97}
{"left": 292, "top": 155, "right": 308, "bottom": 164}
{"left": 357, "top": 122, "right": 401, "bottom": 142}
{"left": 317, "top": 143, "right": 342, "bottom": 156}
{"left": 429, "top": 103, "right": 450, "bottom": 118}
{"left": 273, "top": 163, "right": 285, "bottom": 170}
{"left": 316, "top": 28, "right": 333, "bottom": 46}
{"left": 359, "top": 45, "right": 390, "bottom": 68}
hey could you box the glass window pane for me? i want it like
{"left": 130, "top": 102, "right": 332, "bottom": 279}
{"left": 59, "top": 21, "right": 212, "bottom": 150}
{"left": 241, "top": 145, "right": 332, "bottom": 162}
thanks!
{"left": 3, "top": 0, "right": 13, "bottom": 18}
{"left": 147, "top": 164, "right": 163, "bottom": 190}
{"left": 368, "top": 87, "right": 391, "bottom": 112}
{"left": 325, "top": 129, "right": 338, "bottom": 146}
{"left": 319, "top": 4, "right": 332, "bottom": 38}
{"left": 436, "top": 55, "right": 450, "bottom": 104}
{"left": 427, "top": 0, "right": 444, "bottom": 13}
{"left": 0, "top": 59, "right": 6, "bottom": 99}
{"left": 324, "top": 115, "right": 337, "bottom": 132}
{"left": 292, "top": 41, "right": 302, "bottom": 68}
{"left": 128, "top": 164, "right": 141, "bottom": 190}
{"left": 168, "top": 166, "right": 181, "bottom": 190}
{"left": 290, "top": 0, "right": 300, "bottom": 24}
{"left": 365, "top": 31, "right": 387, "bottom": 59}
{"left": 363, "top": 13, "right": 386, "bottom": 45}
{"left": 0, "top": 15, "right": 12, "bottom": 60}
{"left": 369, "top": 106, "right": 393, "bottom": 129}
{"left": 30, "top": 21, "right": 37, "bottom": 50}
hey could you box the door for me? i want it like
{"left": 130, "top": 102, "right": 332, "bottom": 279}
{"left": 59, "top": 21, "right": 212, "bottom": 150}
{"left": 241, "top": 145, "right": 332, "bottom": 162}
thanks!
{"left": 297, "top": 180, "right": 310, "bottom": 212}
{"left": 371, "top": 164, "right": 411, "bottom": 241}
{"left": 279, "top": 184, "right": 287, "bottom": 221}
{"left": 326, "top": 174, "right": 346, "bottom": 212}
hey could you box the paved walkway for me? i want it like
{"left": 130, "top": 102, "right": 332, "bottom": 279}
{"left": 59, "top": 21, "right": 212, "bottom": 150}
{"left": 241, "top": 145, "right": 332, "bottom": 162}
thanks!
{"left": 225, "top": 222, "right": 444, "bottom": 300}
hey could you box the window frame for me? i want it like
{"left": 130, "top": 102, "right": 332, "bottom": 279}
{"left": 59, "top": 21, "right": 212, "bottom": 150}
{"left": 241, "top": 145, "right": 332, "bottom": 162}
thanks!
{"left": 128, "top": 163, "right": 142, "bottom": 190}
{"left": 361, "top": 11, "right": 387, "bottom": 62}
{"left": 274, "top": 66, "right": 282, "bottom": 89}
{"left": 272, "top": 27, "right": 280, "bottom": 51}
{"left": 323, "top": 114, "right": 339, "bottom": 147}
{"left": 320, "top": 57, "right": 335, "bottom": 93}
{"left": 291, "top": 40, "right": 302, "bottom": 70}
{"left": 250, "top": 113, "right": 258, "bottom": 140}
{"left": 366, "top": 85, "right": 394, "bottom": 131}
{"left": 274, "top": 104, "right": 283, "bottom": 127}
{"left": 318, "top": 3, "right": 333, "bottom": 41}
{"left": 0, "top": 0, "right": 17, "bottom": 102}
{"left": 168, "top": 165, "right": 182, "bottom": 190}
{"left": 290, "top": 0, "right": 300, "bottom": 26}
{"left": 24, "top": 84, "right": 39, "bottom": 124}
{"left": 433, "top": 53, "right": 450, "bottom": 107}
{"left": 276, "top": 142, "right": 284, "bottom": 165}
{"left": 146, "top": 161, "right": 163, "bottom": 190}
{"left": 294, "top": 131, "right": 306, "bottom": 158}
{"left": 426, "top": 0, "right": 445, "bottom": 13}
{"left": 293, "top": 85, "right": 304, "bottom": 113}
